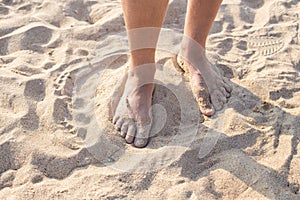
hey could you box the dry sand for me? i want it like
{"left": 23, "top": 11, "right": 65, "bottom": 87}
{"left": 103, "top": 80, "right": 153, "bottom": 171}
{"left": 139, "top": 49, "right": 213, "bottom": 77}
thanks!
{"left": 0, "top": 0, "right": 300, "bottom": 199}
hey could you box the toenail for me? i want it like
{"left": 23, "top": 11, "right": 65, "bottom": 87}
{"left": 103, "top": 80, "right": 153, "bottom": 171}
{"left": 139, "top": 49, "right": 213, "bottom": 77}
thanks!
{"left": 134, "top": 138, "right": 148, "bottom": 148}
{"left": 125, "top": 135, "right": 134, "bottom": 144}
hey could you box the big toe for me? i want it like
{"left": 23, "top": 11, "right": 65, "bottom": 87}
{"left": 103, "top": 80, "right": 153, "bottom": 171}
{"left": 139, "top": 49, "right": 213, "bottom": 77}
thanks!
{"left": 194, "top": 88, "right": 215, "bottom": 117}
{"left": 197, "top": 98, "right": 215, "bottom": 117}
{"left": 134, "top": 124, "right": 151, "bottom": 148}
{"left": 134, "top": 138, "right": 149, "bottom": 148}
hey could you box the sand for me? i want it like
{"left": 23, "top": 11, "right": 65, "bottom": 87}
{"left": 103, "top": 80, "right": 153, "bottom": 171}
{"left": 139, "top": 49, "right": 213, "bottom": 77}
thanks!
{"left": 0, "top": 0, "right": 299, "bottom": 199}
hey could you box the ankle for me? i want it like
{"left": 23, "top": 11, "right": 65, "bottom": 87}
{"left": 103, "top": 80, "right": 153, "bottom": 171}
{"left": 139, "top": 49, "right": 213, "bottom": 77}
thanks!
{"left": 130, "top": 49, "right": 155, "bottom": 68}
{"left": 128, "top": 63, "right": 156, "bottom": 86}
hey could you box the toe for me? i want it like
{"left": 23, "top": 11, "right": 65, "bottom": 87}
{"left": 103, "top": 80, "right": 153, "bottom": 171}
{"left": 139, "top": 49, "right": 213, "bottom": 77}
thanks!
{"left": 195, "top": 89, "right": 215, "bottom": 117}
{"left": 134, "top": 125, "right": 151, "bottom": 148}
{"left": 125, "top": 124, "right": 136, "bottom": 144}
{"left": 120, "top": 122, "right": 129, "bottom": 138}
{"left": 223, "top": 78, "right": 232, "bottom": 93}
{"left": 190, "top": 74, "right": 215, "bottom": 116}
{"left": 198, "top": 101, "right": 215, "bottom": 117}
{"left": 115, "top": 118, "right": 124, "bottom": 131}
{"left": 225, "top": 90, "right": 231, "bottom": 98}
{"left": 134, "top": 138, "right": 149, "bottom": 148}
{"left": 112, "top": 116, "right": 119, "bottom": 124}
{"left": 220, "top": 87, "right": 230, "bottom": 99}
{"left": 217, "top": 91, "right": 227, "bottom": 104}
{"left": 211, "top": 91, "right": 224, "bottom": 111}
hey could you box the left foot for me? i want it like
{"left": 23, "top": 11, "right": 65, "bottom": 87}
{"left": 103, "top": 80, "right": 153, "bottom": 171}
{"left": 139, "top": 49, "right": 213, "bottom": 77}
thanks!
{"left": 176, "top": 45, "right": 232, "bottom": 116}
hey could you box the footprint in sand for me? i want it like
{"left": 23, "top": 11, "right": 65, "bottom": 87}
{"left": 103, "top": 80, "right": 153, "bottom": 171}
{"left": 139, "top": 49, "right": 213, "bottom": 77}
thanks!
{"left": 248, "top": 36, "right": 285, "bottom": 56}
{"left": 20, "top": 106, "right": 40, "bottom": 131}
{"left": 0, "top": 141, "right": 34, "bottom": 188}
{"left": 24, "top": 79, "right": 45, "bottom": 102}
{"left": 19, "top": 79, "right": 46, "bottom": 131}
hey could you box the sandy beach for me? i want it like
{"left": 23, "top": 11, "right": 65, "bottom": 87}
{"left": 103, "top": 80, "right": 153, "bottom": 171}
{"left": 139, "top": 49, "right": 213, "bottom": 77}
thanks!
{"left": 0, "top": 0, "right": 299, "bottom": 199}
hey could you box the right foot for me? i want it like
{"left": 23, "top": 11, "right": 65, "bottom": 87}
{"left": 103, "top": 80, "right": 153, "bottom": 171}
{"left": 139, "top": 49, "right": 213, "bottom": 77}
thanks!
{"left": 112, "top": 64, "right": 155, "bottom": 148}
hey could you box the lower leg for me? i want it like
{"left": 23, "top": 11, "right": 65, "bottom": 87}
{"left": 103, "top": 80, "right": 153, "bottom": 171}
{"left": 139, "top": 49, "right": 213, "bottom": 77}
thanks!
{"left": 122, "top": 0, "right": 169, "bottom": 68}
{"left": 177, "top": 0, "right": 231, "bottom": 115}
{"left": 113, "top": 0, "right": 169, "bottom": 148}
{"left": 184, "top": 0, "right": 222, "bottom": 48}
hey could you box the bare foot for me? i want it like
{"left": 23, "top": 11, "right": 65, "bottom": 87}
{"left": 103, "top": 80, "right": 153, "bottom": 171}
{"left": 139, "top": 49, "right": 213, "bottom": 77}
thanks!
{"left": 176, "top": 49, "right": 232, "bottom": 116}
{"left": 112, "top": 64, "right": 155, "bottom": 148}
